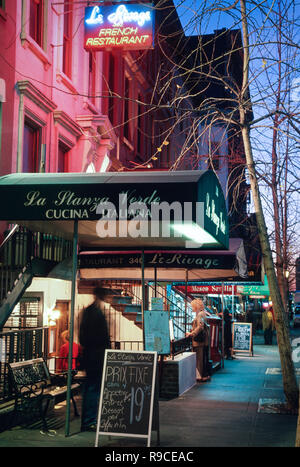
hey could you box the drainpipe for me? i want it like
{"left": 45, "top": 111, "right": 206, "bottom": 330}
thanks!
{"left": 16, "top": 91, "right": 24, "bottom": 173}
{"left": 141, "top": 249, "right": 145, "bottom": 350}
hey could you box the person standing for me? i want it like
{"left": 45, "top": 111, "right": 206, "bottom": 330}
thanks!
{"left": 186, "top": 299, "right": 210, "bottom": 382}
{"left": 79, "top": 287, "right": 111, "bottom": 432}
{"left": 223, "top": 308, "right": 234, "bottom": 359}
{"left": 57, "top": 330, "right": 82, "bottom": 372}
{"left": 262, "top": 308, "right": 275, "bottom": 345}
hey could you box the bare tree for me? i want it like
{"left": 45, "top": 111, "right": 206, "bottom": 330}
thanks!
{"left": 147, "top": 0, "right": 300, "bottom": 408}
{"left": 89, "top": 0, "right": 300, "bottom": 406}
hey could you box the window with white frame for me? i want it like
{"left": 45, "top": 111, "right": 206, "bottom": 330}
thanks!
{"left": 62, "top": 0, "right": 73, "bottom": 78}
{"left": 57, "top": 140, "right": 70, "bottom": 173}
{"left": 198, "top": 124, "right": 228, "bottom": 171}
{"left": 29, "top": 0, "right": 44, "bottom": 47}
{"left": 23, "top": 118, "right": 42, "bottom": 173}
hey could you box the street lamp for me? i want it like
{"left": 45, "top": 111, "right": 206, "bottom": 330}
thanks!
{"left": 284, "top": 270, "right": 290, "bottom": 320}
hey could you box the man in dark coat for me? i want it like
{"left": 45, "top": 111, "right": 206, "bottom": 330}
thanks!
{"left": 224, "top": 308, "right": 233, "bottom": 359}
{"left": 79, "top": 287, "right": 111, "bottom": 431}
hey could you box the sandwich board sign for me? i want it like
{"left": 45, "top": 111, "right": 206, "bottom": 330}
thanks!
{"left": 95, "top": 349, "right": 157, "bottom": 447}
{"left": 232, "top": 322, "right": 253, "bottom": 356}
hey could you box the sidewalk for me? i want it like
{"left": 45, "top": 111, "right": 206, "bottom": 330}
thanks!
{"left": 0, "top": 331, "right": 299, "bottom": 448}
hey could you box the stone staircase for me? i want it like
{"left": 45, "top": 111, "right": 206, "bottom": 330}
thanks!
{"left": 0, "top": 226, "right": 72, "bottom": 330}
{"left": 104, "top": 292, "right": 142, "bottom": 328}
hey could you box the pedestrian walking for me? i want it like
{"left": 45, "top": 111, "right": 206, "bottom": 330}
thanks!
{"left": 186, "top": 299, "right": 210, "bottom": 382}
{"left": 79, "top": 287, "right": 111, "bottom": 432}
{"left": 262, "top": 308, "right": 275, "bottom": 345}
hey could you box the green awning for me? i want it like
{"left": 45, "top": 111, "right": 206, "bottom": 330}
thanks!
{"left": 0, "top": 170, "right": 229, "bottom": 250}
{"left": 236, "top": 275, "right": 270, "bottom": 296}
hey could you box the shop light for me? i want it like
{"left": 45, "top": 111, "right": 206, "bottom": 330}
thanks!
{"left": 171, "top": 222, "right": 219, "bottom": 246}
{"left": 47, "top": 308, "right": 61, "bottom": 325}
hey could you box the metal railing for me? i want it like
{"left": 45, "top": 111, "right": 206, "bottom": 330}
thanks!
{"left": 147, "top": 282, "right": 193, "bottom": 339}
{"left": 0, "top": 225, "right": 72, "bottom": 304}
{"left": 112, "top": 340, "right": 143, "bottom": 351}
{"left": 100, "top": 280, "right": 193, "bottom": 356}
{"left": 100, "top": 279, "right": 193, "bottom": 340}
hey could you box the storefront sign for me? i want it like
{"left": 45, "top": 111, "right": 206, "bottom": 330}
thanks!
{"left": 84, "top": 4, "right": 154, "bottom": 51}
{"left": 198, "top": 174, "right": 228, "bottom": 248}
{"left": 78, "top": 251, "right": 235, "bottom": 270}
{"left": 175, "top": 284, "right": 238, "bottom": 295}
{"left": 236, "top": 275, "right": 269, "bottom": 296}
{"left": 0, "top": 171, "right": 229, "bottom": 249}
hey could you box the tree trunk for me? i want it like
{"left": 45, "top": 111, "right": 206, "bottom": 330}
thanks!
{"left": 270, "top": 2, "right": 288, "bottom": 314}
{"left": 239, "top": 0, "right": 299, "bottom": 410}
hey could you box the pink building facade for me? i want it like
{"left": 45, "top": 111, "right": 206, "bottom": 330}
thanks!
{"left": 0, "top": 1, "right": 194, "bottom": 182}
{"left": 0, "top": 1, "right": 123, "bottom": 179}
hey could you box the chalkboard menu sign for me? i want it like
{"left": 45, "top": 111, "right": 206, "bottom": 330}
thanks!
{"left": 232, "top": 322, "right": 253, "bottom": 356}
{"left": 95, "top": 350, "right": 157, "bottom": 447}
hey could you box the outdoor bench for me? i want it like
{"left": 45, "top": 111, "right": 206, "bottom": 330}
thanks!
{"left": 8, "top": 357, "right": 80, "bottom": 432}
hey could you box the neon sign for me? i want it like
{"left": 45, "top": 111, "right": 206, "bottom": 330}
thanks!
{"left": 108, "top": 5, "right": 151, "bottom": 27}
{"left": 85, "top": 6, "right": 103, "bottom": 25}
{"left": 84, "top": 3, "right": 154, "bottom": 51}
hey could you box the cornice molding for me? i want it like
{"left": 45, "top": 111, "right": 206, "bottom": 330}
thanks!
{"left": 16, "top": 80, "right": 57, "bottom": 114}
{"left": 53, "top": 110, "right": 82, "bottom": 138}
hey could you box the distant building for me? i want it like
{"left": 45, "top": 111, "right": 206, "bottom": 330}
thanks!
{"left": 296, "top": 257, "right": 300, "bottom": 292}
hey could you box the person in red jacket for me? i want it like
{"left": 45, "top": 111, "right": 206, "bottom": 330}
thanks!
{"left": 57, "top": 330, "right": 81, "bottom": 372}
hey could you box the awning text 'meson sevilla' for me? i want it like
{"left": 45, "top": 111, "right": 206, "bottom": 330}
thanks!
{"left": 0, "top": 170, "right": 229, "bottom": 250}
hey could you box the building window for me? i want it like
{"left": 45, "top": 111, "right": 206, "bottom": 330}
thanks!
{"left": 123, "top": 76, "right": 130, "bottom": 140}
{"left": 62, "top": 0, "right": 72, "bottom": 78}
{"left": 57, "top": 141, "right": 69, "bottom": 172}
{"left": 4, "top": 297, "right": 43, "bottom": 330}
{"left": 23, "top": 119, "right": 41, "bottom": 173}
{"left": 198, "top": 124, "right": 228, "bottom": 172}
{"left": 88, "top": 52, "right": 96, "bottom": 106}
{"left": 29, "top": 0, "right": 44, "bottom": 47}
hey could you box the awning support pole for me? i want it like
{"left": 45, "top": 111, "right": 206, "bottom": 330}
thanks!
{"left": 185, "top": 269, "right": 188, "bottom": 335}
{"left": 232, "top": 284, "right": 234, "bottom": 320}
{"left": 141, "top": 249, "right": 145, "bottom": 350}
{"left": 65, "top": 219, "right": 78, "bottom": 437}
{"left": 221, "top": 282, "right": 224, "bottom": 369}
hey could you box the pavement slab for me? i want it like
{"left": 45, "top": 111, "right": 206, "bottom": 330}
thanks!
{"left": 0, "top": 331, "right": 299, "bottom": 448}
